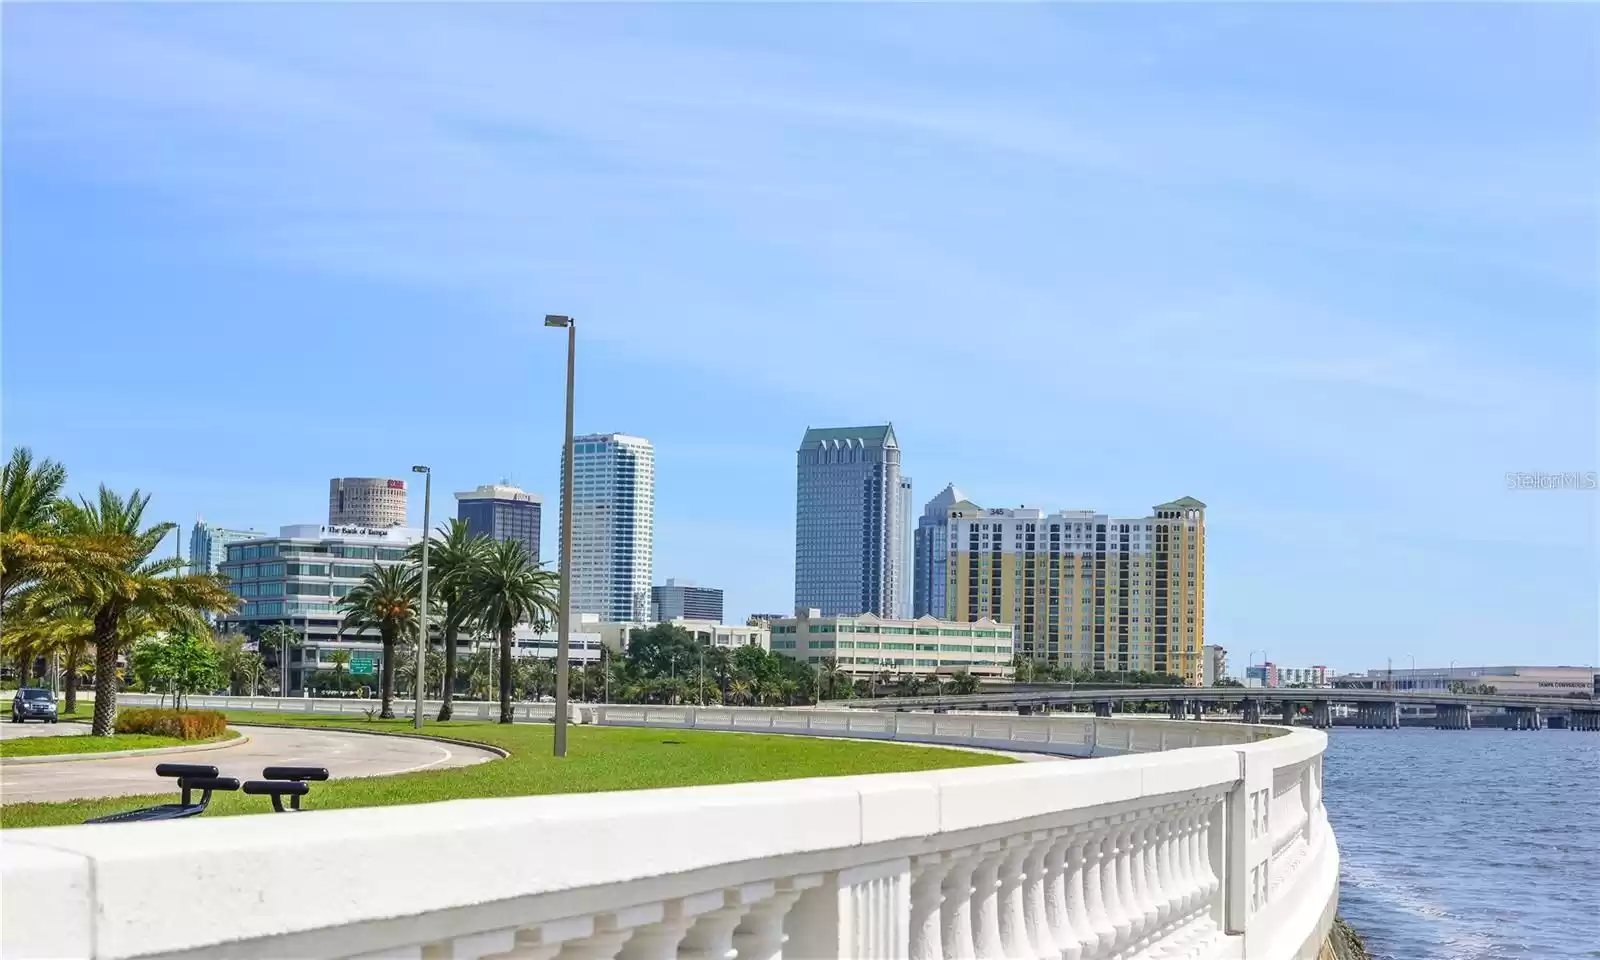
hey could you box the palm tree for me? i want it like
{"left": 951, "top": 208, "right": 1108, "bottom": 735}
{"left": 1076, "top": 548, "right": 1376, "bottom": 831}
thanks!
{"left": 461, "top": 540, "right": 559, "bottom": 723}
{"left": 259, "top": 623, "right": 302, "bottom": 695}
{"left": 338, "top": 564, "right": 419, "bottom": 719}
{"left": 329, "top": 648, "right": 352, "bottom": 683}
{"left": 0, "top": 447, "right": 67, "bottom": 614}
{"left": 55, "top": 487, "right": 237, "bottom": 735}
{"left": 408, "top": 520, "right": 489, "bottom": 720}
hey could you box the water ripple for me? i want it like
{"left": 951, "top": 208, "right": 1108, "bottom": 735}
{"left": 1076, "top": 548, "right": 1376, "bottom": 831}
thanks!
{"left": 1324, "top": 728, "right": 1600, "bottom": 960}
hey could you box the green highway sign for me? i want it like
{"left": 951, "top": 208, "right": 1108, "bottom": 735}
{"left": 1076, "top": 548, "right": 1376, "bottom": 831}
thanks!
{"left": 350, "top": 656, "right": 376, "bottom": 675}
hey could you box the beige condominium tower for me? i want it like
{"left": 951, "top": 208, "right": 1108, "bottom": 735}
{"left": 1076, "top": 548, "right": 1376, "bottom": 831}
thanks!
{"left": 944, "top": 497, "right": 1205, "bottom": 682}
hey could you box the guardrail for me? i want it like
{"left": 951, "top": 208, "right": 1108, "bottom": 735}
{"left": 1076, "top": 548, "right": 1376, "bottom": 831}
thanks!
{"left": 852, "top": 684, "right": 1597, "bottom": 711}
{"left": 113, "top": 692, "right": 587, "bottom": 725}
{"left": 1, "top": 707, "right": 1337, "bottom": 960}
{"left": 113, "top": 694, "right": 1275, "bottom": 757}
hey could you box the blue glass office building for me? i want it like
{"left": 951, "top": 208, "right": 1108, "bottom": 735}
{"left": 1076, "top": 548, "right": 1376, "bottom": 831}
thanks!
{"left": 455, "top": 483, "right": 542, "bottom": 565}
{"left": 794, "top": 425, "right": 905, "bottom": 617}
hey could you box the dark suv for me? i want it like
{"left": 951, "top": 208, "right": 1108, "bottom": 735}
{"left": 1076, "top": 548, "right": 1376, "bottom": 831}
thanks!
{"left": 10, "top": 688, "right": 58, "bottom": 723}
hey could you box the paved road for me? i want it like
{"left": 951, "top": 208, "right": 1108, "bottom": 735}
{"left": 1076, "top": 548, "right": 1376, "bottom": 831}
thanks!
{"left": 1, "top": 720, "right": 87, "bottom": 740}
{"left": 1, "top": 725, "right": 499, "bottom": 803}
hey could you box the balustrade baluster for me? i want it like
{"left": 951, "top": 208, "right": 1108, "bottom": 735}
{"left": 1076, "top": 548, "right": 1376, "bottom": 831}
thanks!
{"left": 997, "top": 839, "right": 1035, "bottom": 959}
{"left": 732, "top": 878, "right": 817, "bottom": 960}
{"left": 940, "top": 849, "right": 982, "bottom": 960}
{"left": 1062, "top": 828, "right": 1098, "bottom": 960}
{"left": 1165, "top": 810, "right": 1194, "bottom": 939}
{"left": 911, "top": 855, "right": 957, "bottom": 960}
{"left": 1021, "top": 834, "right": 1059, "bottom": 960}
{"left": 1079, "top": 821, "right": 1116, "bottom": 959}
{"left": 1128, "top": 821, "right": 1161, "bottom": 953}
{"left": 616, "top": 896, "right": 721, "bottom": 960}
{"left": 1041, "top": 833, "right": 1077, "bottom": 960}
{"left": 969, "top": 843, "right": 1008, "bottom": 959}
{"left": 1111, "top": 820, "right": 1141, "bottom": 955}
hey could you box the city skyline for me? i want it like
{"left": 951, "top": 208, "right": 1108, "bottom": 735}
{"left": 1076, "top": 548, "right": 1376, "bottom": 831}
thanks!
{"left": 3, "top": 4, "right": 1593, "bottom": 667}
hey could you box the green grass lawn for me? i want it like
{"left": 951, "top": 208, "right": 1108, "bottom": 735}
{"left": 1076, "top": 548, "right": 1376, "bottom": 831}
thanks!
{"left": 0, "top": 729, "right": 239, "bottom": 759}
{"left": 0, "top": 712, "right": 1013, "bottom": 829}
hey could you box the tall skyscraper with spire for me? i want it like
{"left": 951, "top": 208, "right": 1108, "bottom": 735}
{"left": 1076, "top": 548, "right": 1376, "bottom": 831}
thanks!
{"left": 912, "top": 483, "right": 976, "bottom": 619}
{"left": 793, "top": 425, "right": 905, "bottom": 617}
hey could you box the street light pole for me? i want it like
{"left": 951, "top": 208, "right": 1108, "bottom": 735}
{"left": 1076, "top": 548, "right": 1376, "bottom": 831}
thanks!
{"left": 412, "top": 465, "right": 432, "bottom": 730}
{"left": 545, "top": 314, "right": 577, "bottom": 758}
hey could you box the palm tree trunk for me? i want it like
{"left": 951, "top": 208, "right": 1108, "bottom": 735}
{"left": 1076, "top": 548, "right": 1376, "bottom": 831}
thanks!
{"left": 379, "top": 633, "right": 396, "bottom": 719}
{"left": 63, "top": 642, "right": 82, "bottom": 714}
{"left": 16, "top": 654, "right": 31, "bottom": 688}
{"left": 438, "top": 624, "right": 457, "bottom": 722}
{"left": 90, "top": 623, "right": 119, "bottom": 736}
{"left": 498, "top": 626, "right": 513, "bottom": 724}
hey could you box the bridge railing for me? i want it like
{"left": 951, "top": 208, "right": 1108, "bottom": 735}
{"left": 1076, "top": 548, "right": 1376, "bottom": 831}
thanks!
{"left": 1, "top": 710, "right": 1337, "bottom": 960}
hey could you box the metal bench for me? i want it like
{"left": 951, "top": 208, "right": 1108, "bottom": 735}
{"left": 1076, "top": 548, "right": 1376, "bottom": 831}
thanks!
{"left": 241, "top": 765, "right": 329, "bottom": 812}
{"left": 84, "top": 764, "right": 240, "bottom": 824}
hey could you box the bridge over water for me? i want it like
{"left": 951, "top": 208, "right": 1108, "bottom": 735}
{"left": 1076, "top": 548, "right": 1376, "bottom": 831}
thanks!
{"left": 837, "top": 685, "right": 1600, "bottom": 731}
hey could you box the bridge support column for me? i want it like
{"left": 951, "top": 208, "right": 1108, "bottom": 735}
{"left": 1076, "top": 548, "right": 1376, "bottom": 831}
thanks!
{"left": 1093, "top": 700, "right": 1113, "bottom": 719}
{"left": 1574, "top": 710, "right": 1600, "bottom": 732}
{"left": 1192, "top": 699, "right": 1205, "bottom": 722}
{"left": 1386, "top": 702, "right": 1401, "bottom": 729}
{"left": 1168, "top": 698, "right": 1187, "bottom": 721}
{"left": 1437, "top": 704, "right": 1471, "bottom": 730}
{"left": 1280, "top": 700, "right": 1297, "bottom": 725}
{"left": 1530, "top": 706, "right": 1541, "bottom": 730}
{"left": 1242, "top": 698, "right": 1261, "bottom": 724}
{"left": 1312, "top": 700, "right": 1331, "bottom": 729}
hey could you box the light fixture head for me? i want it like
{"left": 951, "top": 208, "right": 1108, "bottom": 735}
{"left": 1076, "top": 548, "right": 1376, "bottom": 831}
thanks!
{"left": 544, "top": 314, "right": 572, "bottom": 327}
{"left": 411, "top": 465, "right": 430, "bottom": 474}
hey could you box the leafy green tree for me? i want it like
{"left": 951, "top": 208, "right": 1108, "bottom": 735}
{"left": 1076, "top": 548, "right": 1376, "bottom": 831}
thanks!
{"left": 461, "top": 540, "right": 558, "bottom": 723}
{"left": 947, "top": 669, "right": 980, "bottom": 695}
{"left": 625, "top": 623, "right": 699, "bottom": 678}
{"left": 55, "top": 488, "right": 236, "bottom": 735}
{"left": 338, "top": 564, "right": 419, "bottom": 719}
{"left": 259, "top": 624, "right": 303, "bottom": 695}
{"left": 409, "top": 520, "right": 490, "bottom": 720}
{"left": 127, "top": 631, "right": 222, "bottom": 708}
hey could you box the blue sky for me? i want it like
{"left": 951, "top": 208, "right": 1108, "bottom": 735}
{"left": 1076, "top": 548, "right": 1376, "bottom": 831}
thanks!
{"left": 3, "top": 4, "right": 1596, "bottom": 672}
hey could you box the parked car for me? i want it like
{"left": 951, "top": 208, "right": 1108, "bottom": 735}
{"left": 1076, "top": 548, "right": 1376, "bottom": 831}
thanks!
{"left": 10, "top": 687, "right": 58, "bottom": 723}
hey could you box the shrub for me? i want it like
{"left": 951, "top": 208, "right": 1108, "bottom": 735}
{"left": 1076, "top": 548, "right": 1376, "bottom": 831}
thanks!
{"left": 115, "top": 707, "right": 227, "bottom": 740}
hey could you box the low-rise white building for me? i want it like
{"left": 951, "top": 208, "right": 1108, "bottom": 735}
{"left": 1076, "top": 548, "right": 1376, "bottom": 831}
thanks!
{"left": 767, "top": 609, "right": 1013, "bottom": 678}
{"left": 595, "top": 619, "right": 770, "bottom": 656}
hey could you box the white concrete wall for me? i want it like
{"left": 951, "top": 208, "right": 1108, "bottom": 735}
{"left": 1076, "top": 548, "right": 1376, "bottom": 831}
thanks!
{"left": 1, "top": 705, "right": 1337, "bottom": 960}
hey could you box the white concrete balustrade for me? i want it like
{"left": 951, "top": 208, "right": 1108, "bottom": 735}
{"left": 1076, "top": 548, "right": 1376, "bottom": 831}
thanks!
{"left": 1, "top": 706, "right": 1337, "bottom": 960}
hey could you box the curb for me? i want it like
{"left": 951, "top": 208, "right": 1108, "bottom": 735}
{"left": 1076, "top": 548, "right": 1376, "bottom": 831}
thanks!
{"left": 225, "top": 721, "right": 511, "bottom": 760}
{"left": 0, "top": 732, "right": 250, "bottom": 766}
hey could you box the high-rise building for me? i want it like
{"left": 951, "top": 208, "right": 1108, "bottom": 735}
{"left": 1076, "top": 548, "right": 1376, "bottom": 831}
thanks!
{"left": 794, "top": 425, "right": 904, "bottom": 618}
{"left": 945, "top": 497, "right": 1206, "bottom": 683}
{"left": 1203, "top": 644, "right": 1229, "bottom": 686}
{"left": 455, "top": 483, "right": 542, "bottom": 564}
{"left": 217, "top": 523, "right": 420, "bottom": 693}
{"left": 912, "top": 484, "right": 975, "bottom": 619}
{"left": 651, "top": 579, "right": 723, "bottom": 622}
{"left": 897, "top": 477, "right": 914, "bottom": 619}
{"left": 566, "top": 433, "right": 654, "bottom": 622}
{"left": 188, "top": 520, "right": 268, "bottom": 576}
{"left": 328, "top": 477, "right": 408, "bottom": 527}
